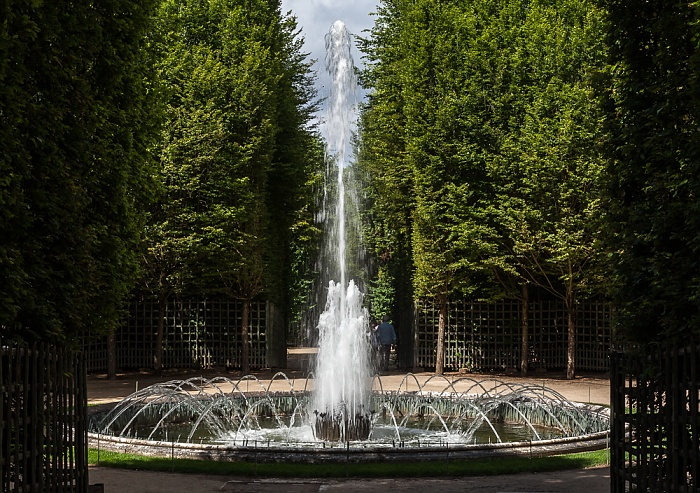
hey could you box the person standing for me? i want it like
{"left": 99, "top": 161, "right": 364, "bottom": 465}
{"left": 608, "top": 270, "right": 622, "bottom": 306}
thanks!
{"left": 376, "top": 315, "right": 397, "bottom": 372}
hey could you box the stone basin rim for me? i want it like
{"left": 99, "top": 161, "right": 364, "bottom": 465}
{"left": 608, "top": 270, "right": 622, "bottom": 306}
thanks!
{"left": 87, "top": 429, "right": 610, "bottom": 462}
{"left": 88, "top": 394, "right": 610, "bottom": 463}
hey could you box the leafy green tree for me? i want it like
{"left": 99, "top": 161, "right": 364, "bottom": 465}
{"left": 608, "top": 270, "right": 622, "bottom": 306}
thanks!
{"left": 265, "top": 12, "right": 324, "bottom": 354}
{"left": 0, "top": 0, "right": 159, "bottom": 344}
{"left": 602, "top": 0, "right": 700, "bottom": 344}
{"left": 359, "top": 0, "right": 607, "bottom": 377}
{"left": 360, "top": 0, "right": 504, "bottom": 373}
{"left": 487, "top": 1, "right": 608, "bottom": 378}
{"left": 356, "top": 0, "right": 415, "bottom": 365}
{"left": 147, "top": 0, "right": 322, "bottom": 371}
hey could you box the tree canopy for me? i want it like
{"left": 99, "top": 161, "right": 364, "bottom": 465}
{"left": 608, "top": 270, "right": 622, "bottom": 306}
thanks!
{"left": 4, "top": 0, "right": 700, "bottom": 364}
{"left": 602, "top": 0, "right": 700, "bottom": 344}
{"left": 144, "top": 0, "right": 323, "bottom": 369}
{"left": 357, "top": 0, "right": 608, "bottom": 375}
{"left": 0, "top": 0, "right": 322, "bottom": 358}
{"left": 0, "top": 0, "right": 160, "bottom": 344}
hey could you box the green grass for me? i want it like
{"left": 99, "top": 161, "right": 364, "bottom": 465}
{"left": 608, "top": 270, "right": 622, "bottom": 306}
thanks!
{"left": 89, "top": 448, "right": 609, "bottom": 478}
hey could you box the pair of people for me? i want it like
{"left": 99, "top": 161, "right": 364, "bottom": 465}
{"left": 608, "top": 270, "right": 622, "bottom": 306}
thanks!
{"left": 373, "top": 315, "right": 396, "bottom": 372}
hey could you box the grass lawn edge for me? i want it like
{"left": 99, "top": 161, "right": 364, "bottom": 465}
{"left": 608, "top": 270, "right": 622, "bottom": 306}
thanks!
{"left": 88, "top": 448, "right": 609, "bottom": 478}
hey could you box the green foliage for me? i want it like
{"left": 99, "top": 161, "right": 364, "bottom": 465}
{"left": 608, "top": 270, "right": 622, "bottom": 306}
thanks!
{"left": 358, "top": 0, "right": 608, "bottom": 373}
{"left": 602, "top": 0, "right": 700, "bottom": 343}
{"left": 358, "top": 0, "right": 606, "bottom": 300}
{"left": 403, "top": 0, "right": 502, "bottom": 301}
{"left": 367, "top": 267, "right": 396, "bottom": 320}
{"left": 489, "top": 2, "right": 608, "bottom": 301}
{"left": 265, "top": 12, "right": 325, "bottom": 315}
{"left": 0, "top": 0, "right": 160, "bottom": 343}
{"left": 144, "top": 0, "right": 323, "bottom": 356}
{"left": 153, "top": 0, "right": 275, "bottom": 300}
{"left": 355, "top": 2, "right": 414, "bottom": 299}
{"left": 355, "top": 0, "right": 417, "bottom": 361}
{"left": 0, "top": 0, "right": 321, "bottom": 351}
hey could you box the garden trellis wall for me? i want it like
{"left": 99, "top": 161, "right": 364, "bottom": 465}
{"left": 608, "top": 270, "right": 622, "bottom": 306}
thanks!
{"left": 610, "top": 342, "right": 700, "bottom": 493}
{"left": 414, "top": 300, "right": 611, "bottom": 372}
{"left": 0, "top": 341, "right": 88, "bottom": 492}
{"left": 83, "top": 299, "right": 282, "bottom": 373}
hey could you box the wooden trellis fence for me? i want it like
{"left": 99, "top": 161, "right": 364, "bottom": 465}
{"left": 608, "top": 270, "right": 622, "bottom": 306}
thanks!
{"left": 610, "top": 342, "right": 700, "bottom": 492}
{"left": 0, "top": 341, "right": 88, "bottom": 492}
{"left": 82, "top": 299, "right": 276, "bottom": 373}
{"left": 414, "top": 299, "right": 611, "bottom": 372}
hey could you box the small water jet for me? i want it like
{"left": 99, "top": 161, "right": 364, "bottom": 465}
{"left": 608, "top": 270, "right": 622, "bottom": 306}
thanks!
{"left": 89, "top": 374, "right": 609, "bottom": 462}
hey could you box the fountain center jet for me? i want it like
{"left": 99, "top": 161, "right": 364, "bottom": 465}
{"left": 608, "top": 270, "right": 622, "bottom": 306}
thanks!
{"left": 312, "top": 20, "right": 372, "bottom": 441}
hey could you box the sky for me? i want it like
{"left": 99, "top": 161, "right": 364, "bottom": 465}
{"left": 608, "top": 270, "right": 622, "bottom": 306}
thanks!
{"left": 280, "top": 0, "right": 379, "bottom": 103}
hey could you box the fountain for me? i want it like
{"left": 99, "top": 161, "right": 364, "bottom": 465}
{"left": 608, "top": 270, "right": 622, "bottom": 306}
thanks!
{"left": 89, "top": 373, "right": 609, "bottom": 462}
{"left": 88, "top": 21, "right": 610, "bottom": 463}
{"left": 313, "top": 280, "right": 372, "bottom": 441}
{"left": 313, "top": 20, "right": 371, "bottom": 442}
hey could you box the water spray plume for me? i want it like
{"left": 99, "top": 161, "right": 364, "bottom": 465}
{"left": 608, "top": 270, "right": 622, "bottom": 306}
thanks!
{"left": 313, "top": 20, "right": 371, "bottom": 441}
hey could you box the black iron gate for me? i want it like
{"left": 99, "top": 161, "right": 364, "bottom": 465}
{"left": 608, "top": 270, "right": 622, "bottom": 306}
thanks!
{"left": 610, "top": 342, "right": 699, "bottom": 492}
{"left": 0, "top": 340, "right": 88, "bottom": 492}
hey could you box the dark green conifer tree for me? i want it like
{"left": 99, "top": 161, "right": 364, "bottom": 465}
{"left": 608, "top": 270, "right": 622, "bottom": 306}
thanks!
{"left": 0, "top": 0, "right": 159, "bottom": 344}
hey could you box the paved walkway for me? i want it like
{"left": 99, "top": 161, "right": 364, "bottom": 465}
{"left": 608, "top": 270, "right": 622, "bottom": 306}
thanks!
{"left": 87, "top": 368, "right": 610, "bottom": 406}
{"left": 89, "top": 466, "right": 610, "bottom": 492}
{"left": 87, "top": 366, "right": 611, "bottom": 492}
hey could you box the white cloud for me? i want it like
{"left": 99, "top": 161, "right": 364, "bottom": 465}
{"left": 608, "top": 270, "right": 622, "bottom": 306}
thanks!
{"left": 282, "top": 0, "right": 378, "bottom": 99}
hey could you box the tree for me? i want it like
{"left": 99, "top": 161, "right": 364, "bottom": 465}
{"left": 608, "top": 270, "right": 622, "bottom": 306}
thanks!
{"left": 402, "top": 1, "right": 501, "bottom": 374}
{"left": 359, "top": 0, "right": 508, "bottom": 374}
{"left": 491, "top": 1, "right": 608, "bottom": 379}
{"left": 358, "top": 0, "right": 607, "bottom": 377}
{"left": 0, "top": 0, "right": 159, "bottom": 344}
{"left": 356, "top": 0, "right": 415, "bottom": 366}
{"left": 147, "top": 0, "right": 322, "bottom": 371}
{"left": 264, "top": 10, "right": 324, "bottom": 359}
{"left": 602, "top": 0, "right": 700, "bottom": 344}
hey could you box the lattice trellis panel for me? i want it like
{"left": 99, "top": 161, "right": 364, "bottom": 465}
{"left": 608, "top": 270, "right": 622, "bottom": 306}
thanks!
{"left": 529, "top": 301, "right": 568, "bottom": 370}
{"left": 84, "top": 299, "right": 269, "bottom": 372}
{"left": 574, "top": 302, "right": 612, "bottom": 371}
{"left": 415, "top": 299, "right": 612, "bottom": 372}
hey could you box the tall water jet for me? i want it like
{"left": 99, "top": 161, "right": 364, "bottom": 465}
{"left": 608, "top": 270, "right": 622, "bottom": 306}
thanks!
{"left": 312, "top": 21, "right": 372, "bottom": 441}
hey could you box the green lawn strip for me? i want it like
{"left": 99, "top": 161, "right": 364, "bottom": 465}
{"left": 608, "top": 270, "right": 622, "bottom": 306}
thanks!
{"left": 89, "top": 448, "right": 608, "bottom": 478}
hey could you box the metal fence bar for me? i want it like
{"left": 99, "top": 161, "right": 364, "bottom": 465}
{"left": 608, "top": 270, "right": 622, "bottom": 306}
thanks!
{"left": 0, "top": 341, "right": 87, "bottom": 493}
{"left": 610, "top": 342, "right": 700, "bottom": 492}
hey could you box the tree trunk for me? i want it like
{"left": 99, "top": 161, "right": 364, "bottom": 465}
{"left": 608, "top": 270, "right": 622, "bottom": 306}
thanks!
{"left": 520, "top": 282, "right": 529, "bottom": 375}
{"left": 241, "top": 299, "right": 250, "bottom": 374}
{"left": 566, "top": 290, "right": 576, "bottom": 380}
{"left": 154, "top": 295, "right": 165, "bottom": 376}
{"left": 107, "top": 333, "right": 117, "bottom": 380}
{"left": 435, "top": 294, "right": 447, "bottom": 375}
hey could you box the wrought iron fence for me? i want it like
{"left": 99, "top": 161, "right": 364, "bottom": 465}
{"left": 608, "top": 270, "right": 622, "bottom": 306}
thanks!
{"left": 0, "top": 340, "right": 88, "bottom": 492}
{"left": 414, "top": 299, "right": 612, "bottom": 372}
{"left": 610, "top": 342, "right": 700, "bottom": 492}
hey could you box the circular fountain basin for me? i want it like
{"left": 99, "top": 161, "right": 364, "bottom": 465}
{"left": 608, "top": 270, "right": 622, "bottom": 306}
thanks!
{"left": 88, "top": 373, "right": 610, "bottom": 463}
